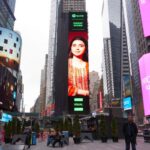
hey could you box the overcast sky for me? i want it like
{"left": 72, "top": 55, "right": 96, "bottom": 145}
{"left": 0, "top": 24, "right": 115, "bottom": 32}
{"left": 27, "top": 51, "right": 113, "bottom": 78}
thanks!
{"left": 14, "top": 0, "right": 103, "bottom": 112}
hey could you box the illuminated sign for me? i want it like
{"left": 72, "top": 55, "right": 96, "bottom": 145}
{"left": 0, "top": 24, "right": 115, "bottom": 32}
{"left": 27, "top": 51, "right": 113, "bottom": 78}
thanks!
{"left": 0, "top": 27, "right": 22, "bottom": 111}
{"left": 139, "top": 53, "right": 150, "bottom": 116}
{"left": 138, "top": 0, "right": 150, "bottom": 37}
{"left": 123, "top": 97, "right": 132, "bottom": 111}
{"left": 69, "top": 12, "right": 87, "bottom": 31}
{"left": 0, "top": 113, "right": 12, "bottom": 122}
{"left": 68, "top": 12, "right": 89, "bottom": 114}
{"left": 123, "top": 75, "right": 132, "bottom": 97}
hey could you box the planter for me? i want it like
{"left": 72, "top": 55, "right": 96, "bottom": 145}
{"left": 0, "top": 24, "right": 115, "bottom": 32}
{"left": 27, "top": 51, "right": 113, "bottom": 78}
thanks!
{"left": 112, "top": 137, "right": 118, "bottom": 142}
{"left": 101, "top": 137, "right": 108, "bottom": 143}
{"left": 73, "top": 137, "right": 81, "bottom": 144}
{"left": 5, "top": 138, "right": 12, "bottom": 143}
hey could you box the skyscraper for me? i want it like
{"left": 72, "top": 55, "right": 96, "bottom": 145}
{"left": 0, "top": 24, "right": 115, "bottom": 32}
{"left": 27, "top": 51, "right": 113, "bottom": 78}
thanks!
{"left": 53, "top": 0, "right": 86, "bottom": 116}
{"left": 0, "top": 0, "right": 16, "bottom": 30}
{"left": 102, "top": 0, "right": 131, "bottom": 116}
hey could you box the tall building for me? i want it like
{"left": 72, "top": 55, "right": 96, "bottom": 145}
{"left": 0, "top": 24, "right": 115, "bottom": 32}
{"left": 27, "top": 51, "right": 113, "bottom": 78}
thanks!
{"left": 54, "top": 0, "right": 86, "bottom": 116}
{"left": 89, "top": 71, "right": 100, "bottom": 112}
{"left": 0, "top": 0, "right": 16, "bottom": 30}
{"left": 129, "top": 0, "right": 150, "bottom": 123}
{"left": 40, "top": 54, "right": 48, "bottom": 116}
{"left": 102, "top": 0, "right": 131, "bottom": 116}
{"left": 46, "top": 0, "right": 59, "bottom": 116}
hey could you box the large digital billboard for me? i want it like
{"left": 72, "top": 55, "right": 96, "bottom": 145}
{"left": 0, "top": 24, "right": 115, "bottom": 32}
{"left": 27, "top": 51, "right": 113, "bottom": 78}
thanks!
{"left": 68, "top": 12, "right": 89, "bottom": 114}
{"left": 138, "top": 0, "right": 150, "bottom": 37}
{"left": 0, "top": 27, "right": 22, "bottom": 111}
{"left": 139, "top": 53, "right": 150, "bottom": 116}
{"left": 123, "top": 97, "right": 132, "bottom": 111}
{"left": 122, "top": 75, "right": 132, "bottom": 97}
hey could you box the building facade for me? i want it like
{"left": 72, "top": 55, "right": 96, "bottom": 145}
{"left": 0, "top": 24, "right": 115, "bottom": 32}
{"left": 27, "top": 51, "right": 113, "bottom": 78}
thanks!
{"left": 0, "top": 0, "right": 16, "bottom": 30}
{"left": 53, "top": 0, "right": 86, "bottom": 116}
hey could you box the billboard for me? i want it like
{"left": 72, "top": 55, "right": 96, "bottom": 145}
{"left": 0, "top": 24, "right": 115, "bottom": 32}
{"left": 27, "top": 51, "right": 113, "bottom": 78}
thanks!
{"left": 139, "top": 53, "right": 150, "bottom": 116}
{"left": 138, "top": 0, "right": 150, "bottom": 37}
{"left": 0, "top": 113, "right": 12, "bottom": 122}
{"left": 0, "top": 27, "right": 22, "bottom": 111}
{"left": 123, "top": 97, "right": 132, "bottom": 111}
{"left": 122, "top": 75, "right": 132, "bottom": 97}
{"left": 68, "top": 12, "right": 89, "bottom": 114}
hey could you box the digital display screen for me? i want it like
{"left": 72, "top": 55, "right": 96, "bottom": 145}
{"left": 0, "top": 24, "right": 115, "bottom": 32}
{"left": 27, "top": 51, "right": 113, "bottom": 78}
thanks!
{"left": 68, "top": 12, "right": 89, "bottom": 114}
{"left": 139, "top": 53, "right": 150, "bottom": 116}
{"left": 123, "top": 75, "right": 132, "bottom": 97}
{"left": 0, "top": 27, "right": 21, "bottom": 111}
{"left": 138, "top": 0, "right": 150, "bottom": 37}
{"left": 0, "top": 113, "right": 12, "bottom": 122}
{"left": 123, "top": 97, "right": 132, "bottom": 111}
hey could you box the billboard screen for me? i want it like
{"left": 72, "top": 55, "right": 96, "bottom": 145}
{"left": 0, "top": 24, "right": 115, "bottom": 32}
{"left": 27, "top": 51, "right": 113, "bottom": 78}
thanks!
{"left": 139, "top": 53, "right": 150, "bottom": 116}
{"left": 123, "top": 75, "right": 132, "bottom": 97}
{"left": 68, "top": 12, "right": 89, "bottom": 114}
{"left": 123, "top": 97, "right": 132, "bottom": 111}
{"left": 138, "top": 0, "right": 150, "bottom": 37}
{"left": 0, "top": 113, "right": 12, "bottom": 123}
{"left": 0, "top": 27, "right": 22, "bottom": 111}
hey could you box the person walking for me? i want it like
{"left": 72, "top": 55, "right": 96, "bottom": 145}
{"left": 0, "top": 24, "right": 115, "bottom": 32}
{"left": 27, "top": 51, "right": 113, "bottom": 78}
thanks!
{"left": 123, "top": 115, "right": 138, "bottom": 150}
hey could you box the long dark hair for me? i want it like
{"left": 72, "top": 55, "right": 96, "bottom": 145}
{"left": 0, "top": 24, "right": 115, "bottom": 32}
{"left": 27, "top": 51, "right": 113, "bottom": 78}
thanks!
{"left": 68, "top": 36, "right": 88, "bottom": 61}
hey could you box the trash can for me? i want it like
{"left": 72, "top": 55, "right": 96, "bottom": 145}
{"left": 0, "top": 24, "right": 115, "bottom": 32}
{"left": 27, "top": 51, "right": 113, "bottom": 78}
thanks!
{"left": 31, "top": 132, "right": 37, "bottom": 145}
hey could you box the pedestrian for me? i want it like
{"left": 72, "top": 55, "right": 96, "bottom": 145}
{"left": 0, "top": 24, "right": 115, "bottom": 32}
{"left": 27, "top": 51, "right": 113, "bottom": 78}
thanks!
{"left": 123, "top": 115, "right": 138, "bottom": 150}
{"left": 24, "top": 127, "right": 32, "bottom": 149}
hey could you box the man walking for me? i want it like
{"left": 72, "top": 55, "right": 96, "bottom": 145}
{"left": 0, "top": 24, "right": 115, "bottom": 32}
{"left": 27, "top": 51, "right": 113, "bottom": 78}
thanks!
{"left": 123, "top": 115, "right": 138, "bottom": 150}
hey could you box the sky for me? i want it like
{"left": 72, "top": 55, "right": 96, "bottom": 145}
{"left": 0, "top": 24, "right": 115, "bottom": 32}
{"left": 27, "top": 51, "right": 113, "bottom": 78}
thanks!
{"left": 14, "top": 0, "right": 103, "bottom": 112}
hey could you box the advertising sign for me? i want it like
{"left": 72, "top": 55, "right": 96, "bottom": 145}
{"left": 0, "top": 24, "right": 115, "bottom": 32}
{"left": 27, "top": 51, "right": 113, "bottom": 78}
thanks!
{"left": 138, "top": 0, "right": 150, "bottom": 37}
{"left": 111, "top": 98, "right": 121, "bottom": 107}
{"left": 0, "top": 27, "right": 21, "bottom": 111}
{"left": 68, "top": 12, "right": 89, "bottom": 114}
{"left": 0, "top": 113, "right": 12, "bottom": 122}
{"left": 123, "top": 97, "right": 132, "bottom": 111}
{"left": 123, "top": 75, "right": 132, "bottom": 97}
{"left": 139, "top": 53, "right": 150, "bottom": 116}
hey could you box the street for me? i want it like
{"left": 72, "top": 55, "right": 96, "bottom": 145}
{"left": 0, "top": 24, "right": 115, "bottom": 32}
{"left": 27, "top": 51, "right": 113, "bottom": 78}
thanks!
{"left": 30, "top": 137, "right": 150, "bottom": 150}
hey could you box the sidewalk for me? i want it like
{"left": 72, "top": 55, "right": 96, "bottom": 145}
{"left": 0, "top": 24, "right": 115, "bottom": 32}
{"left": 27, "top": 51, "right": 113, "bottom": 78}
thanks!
{"left": 29, "top": 137, "right": 150, "bottom": 150}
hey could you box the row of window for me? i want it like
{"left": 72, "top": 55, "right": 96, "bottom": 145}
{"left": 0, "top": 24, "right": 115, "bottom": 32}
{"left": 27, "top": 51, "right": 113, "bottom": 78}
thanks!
{"left": 0, "top": 46, "right": 19, "bottom": 58}
{"left": 0, "top": 30, "right": 19, "bottom": 42}
{"left": 2, "top": 38, "right": 18, "bottom": 48}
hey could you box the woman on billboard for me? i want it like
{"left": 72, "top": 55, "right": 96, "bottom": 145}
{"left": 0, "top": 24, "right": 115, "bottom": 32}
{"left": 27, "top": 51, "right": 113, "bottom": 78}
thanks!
{"left": 68, "top": 36, "right": 89, "bottom": 96}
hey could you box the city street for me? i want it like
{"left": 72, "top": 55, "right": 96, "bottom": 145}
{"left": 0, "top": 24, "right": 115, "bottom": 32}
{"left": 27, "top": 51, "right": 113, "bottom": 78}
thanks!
{"left": 30, "top": 137, "right": 150, "bottom": 150}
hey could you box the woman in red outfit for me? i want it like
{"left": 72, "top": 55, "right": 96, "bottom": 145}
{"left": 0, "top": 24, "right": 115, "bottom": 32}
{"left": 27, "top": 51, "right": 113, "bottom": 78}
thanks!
{"left": 68, "top": 36, "right": 89, "bottom": 96}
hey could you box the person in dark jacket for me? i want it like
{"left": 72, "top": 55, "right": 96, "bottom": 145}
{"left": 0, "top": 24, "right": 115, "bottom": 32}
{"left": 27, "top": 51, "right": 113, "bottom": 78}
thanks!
{"left": 123, "top": 115, "right": 138, "bottom": 150}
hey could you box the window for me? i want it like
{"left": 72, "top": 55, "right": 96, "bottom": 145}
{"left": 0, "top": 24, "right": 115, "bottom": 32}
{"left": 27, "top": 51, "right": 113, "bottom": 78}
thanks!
{"left": 0, "top": 30, "right": 2, "bottom": 35}
{"left": 17, "top": 53, "right": 19, "bottom": 58}
{"left": 0, "top": 46, "right": 3, "bottom": 51}
{"left": 14, "top": 43, "right": 16, "bottom": 48}
{"left": 5, "top": 49, "right": 7, "bottom": 52}
{"left": 4, "top": 39, "right": 8, "bottom": 44}
{"left": 16, "top": 37, "right": 19, "bottom": 42}
{"left": 9, "top": 49, "right": 13, "bottom": 54}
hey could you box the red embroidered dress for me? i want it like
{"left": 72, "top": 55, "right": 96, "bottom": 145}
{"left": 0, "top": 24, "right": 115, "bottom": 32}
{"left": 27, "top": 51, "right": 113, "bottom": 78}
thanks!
{"left": 68, "top": 58, "right": 89, "bottom": 96}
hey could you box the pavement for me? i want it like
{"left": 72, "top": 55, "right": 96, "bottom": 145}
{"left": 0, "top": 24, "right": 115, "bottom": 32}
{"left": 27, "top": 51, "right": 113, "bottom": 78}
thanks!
{"left": 29, "top": 137, "right": 150, "bottom": 150}
{"left": 0, "top": 137, "right": 149, "bottom": 150}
